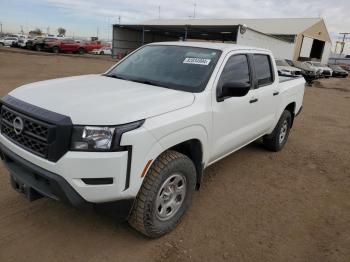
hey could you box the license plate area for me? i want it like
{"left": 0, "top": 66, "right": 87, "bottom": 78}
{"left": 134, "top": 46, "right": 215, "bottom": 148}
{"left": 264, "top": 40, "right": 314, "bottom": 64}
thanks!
{"left": 10, "top": 176, "right": 43, "bottom": 201}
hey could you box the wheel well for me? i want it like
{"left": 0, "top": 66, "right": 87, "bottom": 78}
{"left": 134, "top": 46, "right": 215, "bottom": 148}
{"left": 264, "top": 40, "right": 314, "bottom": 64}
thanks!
{"left": 285, "top": 102, "right": 296, "bottom": 127}
{"left": 169, "top": 139, "right": 203, "bottom": 190}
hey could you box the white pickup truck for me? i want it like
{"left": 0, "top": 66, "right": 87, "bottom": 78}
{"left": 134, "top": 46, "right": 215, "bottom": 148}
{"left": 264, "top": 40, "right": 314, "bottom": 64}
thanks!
{"left": 0, "top": 42, "right": 305, "bottom": 237}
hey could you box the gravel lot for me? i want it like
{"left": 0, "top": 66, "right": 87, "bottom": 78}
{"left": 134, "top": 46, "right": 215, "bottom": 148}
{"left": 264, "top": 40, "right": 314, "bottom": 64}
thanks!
{"left": 0, "top": 49, "right": 349, "bottom": 262}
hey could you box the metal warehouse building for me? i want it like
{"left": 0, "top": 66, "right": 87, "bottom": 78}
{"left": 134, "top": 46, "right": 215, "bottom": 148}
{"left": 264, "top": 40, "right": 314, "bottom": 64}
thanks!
{"left": 112, "top": 18, "right": 331, "bottom": 63}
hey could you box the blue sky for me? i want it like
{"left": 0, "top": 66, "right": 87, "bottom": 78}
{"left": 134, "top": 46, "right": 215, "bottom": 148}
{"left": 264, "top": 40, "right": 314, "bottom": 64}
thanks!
{"left": 1, "top": 0, "right": 349, "bottom": 51}
{"left": 0, "top": 0, "right": 113, "bottom": 39}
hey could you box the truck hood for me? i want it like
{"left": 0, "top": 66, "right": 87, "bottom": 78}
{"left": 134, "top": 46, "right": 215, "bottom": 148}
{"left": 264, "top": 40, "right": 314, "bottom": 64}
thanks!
{"left": 277, "top": 66, "right": 301, "bottom": 72}
{"left": 9, "top": 75, "right": 195, "bottom": 125}
{"left": 318, "top": 66, "right": 332, "bottom": 71}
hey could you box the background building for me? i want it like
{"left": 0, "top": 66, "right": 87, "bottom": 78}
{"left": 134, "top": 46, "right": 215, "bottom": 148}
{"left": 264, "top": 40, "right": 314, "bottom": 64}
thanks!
{"left": 112, "top": 18, "right": 331, "bottom": 63}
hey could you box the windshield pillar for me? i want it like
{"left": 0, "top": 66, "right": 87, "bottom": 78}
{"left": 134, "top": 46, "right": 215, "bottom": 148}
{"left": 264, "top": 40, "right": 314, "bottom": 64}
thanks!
{"left": 142, "top": 26, "right": 145, "bottom": 45}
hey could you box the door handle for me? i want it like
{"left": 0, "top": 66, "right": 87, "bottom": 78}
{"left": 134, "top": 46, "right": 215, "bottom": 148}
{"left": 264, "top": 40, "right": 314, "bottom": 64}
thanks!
{"left": 273, "top": 91, "right": 279, "bottom": 96}
{"left": 249, "top": 98, "right": 258, "bottom": 103}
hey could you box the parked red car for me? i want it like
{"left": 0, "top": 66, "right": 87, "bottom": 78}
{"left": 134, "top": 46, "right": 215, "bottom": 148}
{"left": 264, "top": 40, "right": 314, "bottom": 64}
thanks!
{"left": 45, "top": 39, "right": 104, "bottom": 54}
{"left": 85, "top": 41, "right": 104, "bottom": 52}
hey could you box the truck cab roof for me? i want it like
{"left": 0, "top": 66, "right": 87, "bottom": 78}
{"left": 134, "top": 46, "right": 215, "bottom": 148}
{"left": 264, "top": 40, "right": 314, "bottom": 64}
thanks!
{"left": 147, "top": 41, "right": 271, "bottom": 53}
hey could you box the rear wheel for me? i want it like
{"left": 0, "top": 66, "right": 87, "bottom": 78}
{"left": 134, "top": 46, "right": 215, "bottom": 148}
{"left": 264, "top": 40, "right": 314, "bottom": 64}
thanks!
{"left": 78, "top": 48, "right": 85, "bottom": 54}
{"left": 52, "top": 46, "right": 59, "bottom": 53}
{"left": 128, "top": 150, "right": 196, "bottom": 238}
{"left": 35, "top": 45, "right": 42, "bottom": 51}
{"left": 263, "top": 110, "right": 292, "bottom": 152}
{"left": 100, "top": 51, "right": 104, "bottom": 55}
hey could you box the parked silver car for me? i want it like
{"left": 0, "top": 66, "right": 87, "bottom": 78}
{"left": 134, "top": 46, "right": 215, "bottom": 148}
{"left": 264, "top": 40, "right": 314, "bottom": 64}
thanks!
{"left": 0, "top": 37, "right": 18, "bottom": 47}
{"left": 289, "top": 60, "right": 322, "bottom": 84}
{"left": 305, "top": 61, "right": 333, "bottom": 78}
{"left": 275, "top": 59, "right": 302, "bottom": 77}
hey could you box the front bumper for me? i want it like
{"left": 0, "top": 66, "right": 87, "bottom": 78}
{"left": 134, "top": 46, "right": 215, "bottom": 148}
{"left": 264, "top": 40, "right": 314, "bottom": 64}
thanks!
{"left": 322, "top": 70, "right": 332, "bottom": 77}
{"left": 0, "top": 142, "right": 135, "bottom": 219}
{"left": 333, "top": 72, "right": 348, "bottom": 77}
{"left": 0, "top": 133, "right": 132, "bottom": 203}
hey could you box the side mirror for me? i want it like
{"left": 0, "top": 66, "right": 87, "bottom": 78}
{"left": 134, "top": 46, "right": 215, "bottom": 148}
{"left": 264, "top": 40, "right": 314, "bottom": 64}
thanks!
{"left": 217, "top": 81, "right": 251, "bottom": 102}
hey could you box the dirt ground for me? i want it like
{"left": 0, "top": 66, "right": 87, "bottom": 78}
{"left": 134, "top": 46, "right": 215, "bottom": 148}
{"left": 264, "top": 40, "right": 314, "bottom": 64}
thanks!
{"left": 0, "top": 49, "right": 349, "bottom": 262}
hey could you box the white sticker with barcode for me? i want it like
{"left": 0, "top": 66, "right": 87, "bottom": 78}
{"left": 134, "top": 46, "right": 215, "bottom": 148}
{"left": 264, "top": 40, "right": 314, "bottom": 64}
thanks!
{"left": 183, "top": 57, "right": 211, "bottom": 65}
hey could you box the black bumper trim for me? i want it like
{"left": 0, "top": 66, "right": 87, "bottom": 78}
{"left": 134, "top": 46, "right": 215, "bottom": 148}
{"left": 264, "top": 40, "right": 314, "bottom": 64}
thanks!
{"left": 0, "top": 143, "right": 135, "bottom": 220}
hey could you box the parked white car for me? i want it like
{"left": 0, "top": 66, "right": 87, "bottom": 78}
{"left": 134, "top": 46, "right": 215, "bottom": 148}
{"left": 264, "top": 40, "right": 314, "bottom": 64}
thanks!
{"left": 305, "top": 61, "right": 333, "bottom": 78}
{"left": 0, "top": 37, "right": 18, "bottom": 47}
{"left": 0, "top": 42, "right": 305, "bottom": 237}
{"left": 275, "top": 59, "right": 302, "bottom": 77}
{"left": 17, "top": 36, "right": 30, "bottom": 48}
{"left": 91, "top": 47, "right": 112, "bottom": 55}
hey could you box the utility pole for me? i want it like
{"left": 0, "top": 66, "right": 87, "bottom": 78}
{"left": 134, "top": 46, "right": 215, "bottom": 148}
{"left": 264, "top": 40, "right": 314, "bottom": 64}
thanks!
{"left": 0, "top": 21, "right": 3, "bottom": 34}
{"left": 193, "top": 3, "right": 196, "bottom": 18}
{"left": 339, "top": 32, "right": 350, "bottom": 55}
{"left": 107, "top": 17, "right": 110, "bottom": 41}
{"left": 158, "top": 6, "right": 161, "bottom": 19}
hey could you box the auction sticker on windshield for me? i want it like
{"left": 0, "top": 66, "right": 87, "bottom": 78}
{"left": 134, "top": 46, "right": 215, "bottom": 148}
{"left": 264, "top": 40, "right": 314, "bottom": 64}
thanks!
{"left": 183, "top": 58, "right": 211, "bottom": 65}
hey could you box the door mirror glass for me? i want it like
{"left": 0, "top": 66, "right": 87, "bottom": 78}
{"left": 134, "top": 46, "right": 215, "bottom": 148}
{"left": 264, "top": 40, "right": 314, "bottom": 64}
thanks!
{"left": 219, "top": 81, "right": 250, "bottom": 101}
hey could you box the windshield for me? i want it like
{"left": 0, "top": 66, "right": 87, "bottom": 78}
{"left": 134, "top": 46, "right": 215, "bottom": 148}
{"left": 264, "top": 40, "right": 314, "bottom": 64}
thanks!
{"left": 275, "top": 59, "right": 290, "bottom": 67}
{"left": 106, "top": 45, "right": 222, "bottom": 93}
{"left": 310, "top": 62, "right": 325, "bottom": 67}
{"left": 44, "top": 38, "right": 57, "bottom": 42}
{"left": 329, "top": 65, "right": 342, "bottom": 70}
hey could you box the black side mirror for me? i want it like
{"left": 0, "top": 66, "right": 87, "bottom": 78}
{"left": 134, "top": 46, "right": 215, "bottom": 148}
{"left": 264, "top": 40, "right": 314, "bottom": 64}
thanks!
{"left": 217, "top": 81, "right": 251, "bottom": 102}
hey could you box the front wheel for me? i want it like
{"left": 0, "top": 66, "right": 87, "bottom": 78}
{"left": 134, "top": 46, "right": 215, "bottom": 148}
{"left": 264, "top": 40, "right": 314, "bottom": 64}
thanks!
{"left": 77, "top": 48, "right": 85, "bottom": 54}
{"left": 263, "top": 110, "right": 292, "bottom": 152}
{"left": 52, "top": 46, "right": 59, "bottom": 53}
{"left": 128, "top": 150, "right": 196, "bottom": 238}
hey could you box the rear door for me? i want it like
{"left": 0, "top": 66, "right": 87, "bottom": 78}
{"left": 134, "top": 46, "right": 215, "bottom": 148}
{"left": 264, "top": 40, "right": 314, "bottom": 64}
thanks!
{"left": 248, "top": 53, "right": 280, "bottom": 134}
{"left": 61, "top": 40, "right": 75, "bottom": 52}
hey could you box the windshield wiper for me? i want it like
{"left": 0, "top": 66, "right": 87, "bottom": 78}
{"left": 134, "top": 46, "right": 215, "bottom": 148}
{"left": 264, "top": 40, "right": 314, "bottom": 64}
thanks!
{"left": 104, "top": 74, "right": 164, "bottom": 88}
{"left": 104, "top": 74, "right": 127, "bottom": 80}
{"left": 130, "top": 79, "right": 163, "bottom": 87}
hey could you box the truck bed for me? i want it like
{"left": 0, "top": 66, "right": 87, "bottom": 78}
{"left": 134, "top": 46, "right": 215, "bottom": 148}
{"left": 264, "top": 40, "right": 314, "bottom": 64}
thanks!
{"left": 279, "top": 75, "right": 304, "bottom": 83}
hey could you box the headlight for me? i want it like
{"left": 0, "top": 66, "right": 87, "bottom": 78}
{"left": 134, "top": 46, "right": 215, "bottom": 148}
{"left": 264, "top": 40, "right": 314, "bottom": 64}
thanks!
{"left": 70, "top": 120, "right": 144, "bottom": 151}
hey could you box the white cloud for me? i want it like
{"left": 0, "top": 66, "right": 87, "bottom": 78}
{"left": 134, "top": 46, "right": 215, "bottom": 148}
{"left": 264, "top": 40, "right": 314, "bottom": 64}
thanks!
{"left": 10, "top": 0, "right": 350, "bottom": 52}
{"left": 37, "top": 0, "right": 350, "bottom": 32}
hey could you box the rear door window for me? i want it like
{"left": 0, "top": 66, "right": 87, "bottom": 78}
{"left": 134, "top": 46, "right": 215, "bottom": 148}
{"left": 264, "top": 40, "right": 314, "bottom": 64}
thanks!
{"left": 253, "top": 54, "right": 274, "bottom": 87}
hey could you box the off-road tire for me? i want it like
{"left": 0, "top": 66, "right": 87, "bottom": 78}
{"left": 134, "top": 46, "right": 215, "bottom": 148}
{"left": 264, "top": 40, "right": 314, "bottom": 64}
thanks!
{"left": 128, "top": 150, "right": 196, "bottom": 238}
{"left": 263, "top": 110, "right": 292, "bottom": 152}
